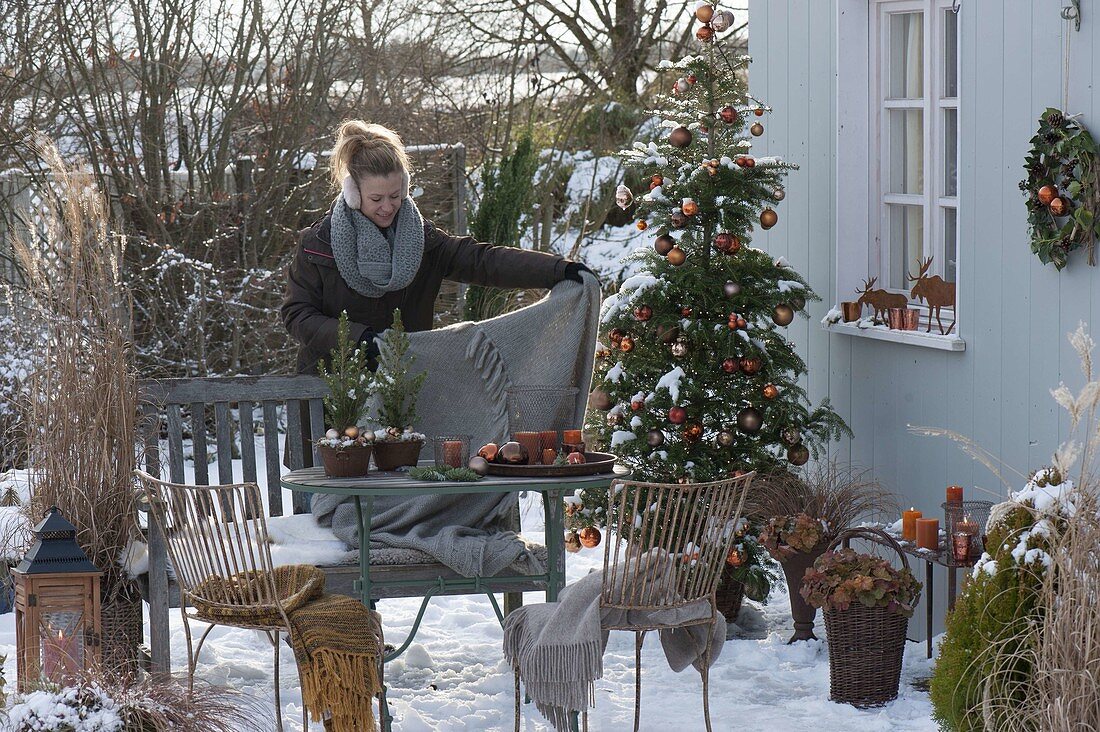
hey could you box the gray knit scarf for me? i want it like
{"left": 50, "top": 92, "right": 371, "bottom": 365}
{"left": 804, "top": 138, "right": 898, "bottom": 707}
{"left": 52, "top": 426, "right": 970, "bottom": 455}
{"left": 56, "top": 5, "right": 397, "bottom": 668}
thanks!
{"left": 329, "top": 197, "right": 425, "bottom": 297}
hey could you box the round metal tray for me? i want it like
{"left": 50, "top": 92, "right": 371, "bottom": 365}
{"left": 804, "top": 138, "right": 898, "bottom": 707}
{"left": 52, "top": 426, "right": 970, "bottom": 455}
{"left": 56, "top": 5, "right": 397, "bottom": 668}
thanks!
{"left": 485, "top": 451, "right": 618, "bottom": 477}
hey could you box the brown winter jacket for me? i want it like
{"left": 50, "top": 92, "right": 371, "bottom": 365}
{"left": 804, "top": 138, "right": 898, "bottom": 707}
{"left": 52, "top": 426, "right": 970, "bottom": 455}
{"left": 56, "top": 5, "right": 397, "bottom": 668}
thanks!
{"left": 282, "top": 206, "right": 571, "bottom": 375}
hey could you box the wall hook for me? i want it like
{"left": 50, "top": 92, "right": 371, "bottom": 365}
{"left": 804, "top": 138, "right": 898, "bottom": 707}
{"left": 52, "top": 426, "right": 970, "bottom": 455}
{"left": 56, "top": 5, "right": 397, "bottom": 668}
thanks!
{"left": 950, "top": 0, "right": 960, "bottom": 13}
{"left": 1062, "top": 0, "right": 1082, "bottom": 31}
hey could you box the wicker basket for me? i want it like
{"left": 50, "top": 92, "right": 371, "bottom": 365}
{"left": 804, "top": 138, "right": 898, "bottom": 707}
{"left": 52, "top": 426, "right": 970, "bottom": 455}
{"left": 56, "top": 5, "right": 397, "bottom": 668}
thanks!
{"left": 372, "top": 440, "right": 423, "bottom": 471}
{"left": 102, "top": 587, "right": 144, "bottom": 675}
{"left": 319, "top": 444, "right": 373, "bottom": 478}
{"left": 822, "top": 527, "right": 915, "bottom": 708}
{"left": 716, "top": 564, "right": 745, "bottom": 621}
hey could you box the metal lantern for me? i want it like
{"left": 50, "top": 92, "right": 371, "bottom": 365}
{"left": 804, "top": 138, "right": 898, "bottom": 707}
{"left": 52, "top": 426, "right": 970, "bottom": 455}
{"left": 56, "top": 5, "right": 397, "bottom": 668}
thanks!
{"left": 13, "top": 507, "right": 102, "bottom": 691}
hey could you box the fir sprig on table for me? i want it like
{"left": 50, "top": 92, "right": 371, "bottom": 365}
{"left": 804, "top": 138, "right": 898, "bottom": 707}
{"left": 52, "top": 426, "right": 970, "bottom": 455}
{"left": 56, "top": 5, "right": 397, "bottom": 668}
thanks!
{"left": 407, "top": 466, "right": 482, "bottom": 482}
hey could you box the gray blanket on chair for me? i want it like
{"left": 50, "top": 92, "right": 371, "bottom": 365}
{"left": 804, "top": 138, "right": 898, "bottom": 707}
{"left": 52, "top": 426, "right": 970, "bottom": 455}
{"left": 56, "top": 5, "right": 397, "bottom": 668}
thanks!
{"left": 311, "top": 274, "right": 602, "bottom": 578}
{"left": 502, "top": 548, "right": 726, "bottom": 732}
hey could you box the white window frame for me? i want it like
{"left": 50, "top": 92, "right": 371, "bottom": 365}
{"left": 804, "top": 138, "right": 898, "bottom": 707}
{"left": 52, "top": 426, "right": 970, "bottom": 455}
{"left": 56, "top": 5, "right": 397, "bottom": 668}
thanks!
{"left": 835, "top": 0, "right": 962, "bottom": 347}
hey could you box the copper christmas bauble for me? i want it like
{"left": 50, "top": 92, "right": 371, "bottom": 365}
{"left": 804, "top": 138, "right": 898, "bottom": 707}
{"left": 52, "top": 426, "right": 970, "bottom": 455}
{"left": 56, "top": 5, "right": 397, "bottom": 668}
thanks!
{"left": 579, "top": 526, "right": 602, "bottom": 548}
{"left": 721, "top": 357, "right": 739, "bottom": 374}
{"left": 1038, "top": 185, "right": 1057, "bottom": 205}
{"left": 667, "top": 246, "right": 687, "bottom": 266}
{"left": 609, "top": 327, "right": 625, "bottom": 345}
{"left": 565, "top": 531, "right": 582, "bottom": 553}
{"left": 654, "top": 234, "right": 676, "bottom": 255}
{"left": 681, "top": 306, "right": 693, "bottom": 317}
{"left": 683, "top": 422, "right": 704, "bottom": 442}
{"left": 754, "top": 107, "right": 765, "bottom": 117}
{"left": 656, "top": 324, "right": 681, "bottom": 343}
{"left": 687, "top": 74, "right": 697, "bottom": 84}
{"left": 724, "top": 280, "right": 742, "bottom": 297}
{"left": 668, "top": 406, "right": 687, "bottom": 424}
{"left": 1050, "top": 197, "right": 1068, "bottom": 216}
{"left": 652, "top": 174, "right": 663, "bottom": 185}
{"left": 736, "top": 407, "right": 763, "bottom": 433}
{"left": 646, "top": 429, "right": 665, "bottom": 447}
{"left": 498, "top": 441, "right": 530, "bottom": 465}
{"left": 631, "top": 399, "right": 645, "bottom": 411}
{"left": 590, "top": 389, "right": 612, "bottom": 411}
{"left": 695, "top": 3, "right": 715, "bottom": 22}
{"left": 619, "top": 335, "right": 635, "bottom": 352}
{"left": 478, "top": 442, "right": 499, "bottom": 461}
{"left": 716, "top": 430, "right": 735, "bottom": 447}
{"left": 633, "top": 304, "right": 653, "bottom": 321}
{"left": 637, "top": 219, "right": 648, "bottom": 230}
{"left": 343, "top": 425, "right": 360, "bottom": 439}
{"left": 567, "top": 451, "right": 586, "bottom": 465}
{"left": 742, "top": 157, "right": 755, "bottom": 168}
{"left": 671, "top": 337, "right": 689, "bottom": 357}
{"left": 759, "top": 208, "right": 778, "bottom": 230}
{"left": 726, "top": 549, "right": 743, "bottom": 566}
{"left": 468, "top": 456, "right": 490, "bottom": 476}
{"left": 763, "top": 384, "right": 779, "bottom": 399}
{"left": 719, "top": 106, "right": 737, "bottom": 123}
{"left": 714, "top": 232, "right": 735, "bottom": 252}
{"left": 682, "top": 199, "right": 699, "bottom": 216}
{"left": 781, "top": 426, "right": 802, "bottom": 446}
{"left": 773, "top": 188, "right": 786, "bottom": 201}
{"left": 649, "top": 179, "right": 662, "bottom": 191}
{"left": 739, "top": 357, "right": 762, "bottom": 374}
{"left": 787, "top": 444, "right": 810, "bottom": 466}
{"left": 772, "top": 304, "right": 795, "bottom": 326}
{"left": 670, "top": 210, "right": 689, "bottom": 228}
{"left": 734, "top": 156, "right": 748, "bottom": 167}
{"left": 669, "top": 126, "right": 693, "bottom": 148}
{"left": 750, "top": 122, "right": 764, "bottom": 137}
{"left": 696, "top": 24, "right": 715, "bottom": 42}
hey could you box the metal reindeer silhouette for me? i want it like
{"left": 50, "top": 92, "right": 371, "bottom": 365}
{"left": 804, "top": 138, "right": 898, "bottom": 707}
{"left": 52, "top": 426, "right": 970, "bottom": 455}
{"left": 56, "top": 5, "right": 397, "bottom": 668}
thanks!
{"left": 907, "top": 257, "right": 956, "bottom": 335}
{"left": 856, "top": 277, "right": 908, "bottom": 325}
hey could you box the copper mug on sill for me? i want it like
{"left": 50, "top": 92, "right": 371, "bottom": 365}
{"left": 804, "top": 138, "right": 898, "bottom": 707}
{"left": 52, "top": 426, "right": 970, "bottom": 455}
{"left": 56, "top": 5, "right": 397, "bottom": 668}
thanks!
{"left": 841, "top": 301, "right": 862, "bottom": 322}
{"left": 902, "top": 308, "right": 920, "bottom": 330}
{"left": 887, "top": 307, "right": 907, "bottom": 330}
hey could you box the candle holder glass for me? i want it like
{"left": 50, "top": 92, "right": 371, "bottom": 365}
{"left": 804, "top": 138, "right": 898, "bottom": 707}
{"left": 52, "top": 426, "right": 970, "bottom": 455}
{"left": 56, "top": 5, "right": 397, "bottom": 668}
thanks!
{"left": 505, "top": 386, "right": 579, "bottom": 433}
{"left": 432, "top": 434, "right": 471, "bottom": 469}
{"left": 952, "top": 533, "right": 971, "bottom": 563}
{"left": 940, "top": 500, "right": 994, "bottom": 541}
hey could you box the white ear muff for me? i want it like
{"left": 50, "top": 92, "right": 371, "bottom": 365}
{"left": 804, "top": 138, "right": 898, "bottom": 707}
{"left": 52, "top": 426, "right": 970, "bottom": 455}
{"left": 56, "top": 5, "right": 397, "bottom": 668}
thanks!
{"left": 342, "top": 174, "right": 361, "bottom": 210}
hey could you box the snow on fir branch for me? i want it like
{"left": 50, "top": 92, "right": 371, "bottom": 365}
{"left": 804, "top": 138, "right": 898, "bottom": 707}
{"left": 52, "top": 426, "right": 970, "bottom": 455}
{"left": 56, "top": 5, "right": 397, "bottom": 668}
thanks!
{"left": 655, "top": 367, "right": 686, "bottom": 404}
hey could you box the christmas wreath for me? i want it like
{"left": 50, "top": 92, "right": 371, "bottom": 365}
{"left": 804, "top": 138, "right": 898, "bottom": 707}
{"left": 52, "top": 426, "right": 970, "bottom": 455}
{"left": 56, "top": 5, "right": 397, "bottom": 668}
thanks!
{"left": 1021, "top": 108, "right": 1100, "bottom": 269}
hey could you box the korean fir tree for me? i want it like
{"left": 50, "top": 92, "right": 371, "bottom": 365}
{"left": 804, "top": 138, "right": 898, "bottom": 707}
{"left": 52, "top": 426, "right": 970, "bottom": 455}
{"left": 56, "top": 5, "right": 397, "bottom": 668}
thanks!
{"left": 571, "top": 4, "right": 850, "bottom": 548}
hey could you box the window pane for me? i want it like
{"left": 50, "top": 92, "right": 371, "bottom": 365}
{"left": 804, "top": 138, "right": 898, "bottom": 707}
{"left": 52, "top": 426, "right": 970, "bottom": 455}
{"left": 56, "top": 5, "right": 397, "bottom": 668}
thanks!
{"left": 889, "top": 12, "right": 924, "bottom": 99}
{"left": 944, "top": 9, "right": 958, "bottom": 98}
{"left": 888, "top": 204, "right": 924, "bottom": 290}
{"left": 944, "top": 108, "right": 958, "bottom": 196}
{"left": 944, "top": 207, "right": 957, "bottom": 283}
{"left": 889, "top": 109, "right": 924, "bottom": 194}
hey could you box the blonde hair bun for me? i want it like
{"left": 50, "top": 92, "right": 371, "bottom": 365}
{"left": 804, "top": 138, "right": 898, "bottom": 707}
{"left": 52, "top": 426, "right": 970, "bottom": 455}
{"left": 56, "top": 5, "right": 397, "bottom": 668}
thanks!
{"left": 331, "top": 120, "right": 412, "bottom": 188}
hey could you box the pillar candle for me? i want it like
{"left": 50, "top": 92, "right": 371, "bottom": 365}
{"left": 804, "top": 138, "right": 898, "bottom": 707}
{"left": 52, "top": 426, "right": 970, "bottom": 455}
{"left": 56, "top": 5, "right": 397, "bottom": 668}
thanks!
{"left": 442, "top": 440, "right": 464, "bottom": 469}
{"left": 956, "top": 515, "right": 978, "bottom": 536}
{"left": 538, "top": 431, "right": 558, "bottom": 463}
{"left": 946, "top": 485, "right": 964, "bottom": 503}
{"left": 542, "top": 448, "right": 558, "bottom": 465}
{"left": 916, "top": 518, "right": 940, "bottom": 550}
{"left": 902, "top": 508, "right": 922, "bottom": 542}
{"left": 562, "top": 429, "right": 583, "bottom": 445}
{"left": 513, "top": 432, "right": 540, "bottom": 465}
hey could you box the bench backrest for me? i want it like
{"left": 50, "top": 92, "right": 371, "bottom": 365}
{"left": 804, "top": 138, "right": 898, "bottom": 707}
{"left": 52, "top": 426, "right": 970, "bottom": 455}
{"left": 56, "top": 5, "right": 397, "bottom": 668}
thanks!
{"left": 139, "top": 375, "right": 329, "bottom": 516}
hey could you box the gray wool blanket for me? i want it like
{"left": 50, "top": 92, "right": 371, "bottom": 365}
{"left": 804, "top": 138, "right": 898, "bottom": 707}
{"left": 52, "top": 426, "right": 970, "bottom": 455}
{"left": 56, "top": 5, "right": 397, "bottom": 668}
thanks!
{"left": 311, "top": 273, "right": 602, "bottom": 578}
{"left": 502, "top": 548, "right": 726, "bottom": 732}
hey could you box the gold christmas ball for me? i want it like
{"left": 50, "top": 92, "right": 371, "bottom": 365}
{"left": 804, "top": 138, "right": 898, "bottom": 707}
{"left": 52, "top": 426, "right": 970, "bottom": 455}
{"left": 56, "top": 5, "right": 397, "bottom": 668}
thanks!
{"left": 683, "top": 422, "right": 704, "bottom": 442}
{"left": 1038, "top": 185, "right": 1057, "bottom": 205}
{"left": 1050, "top": 197, "right": 1068, "bottom": 216}
{"left": 696, "top": 24, "right": 715, "bottom": 42}
{"left": 565, "top": 531, "right": 583, "bottom": 553}
{"left": 716, "top": 430, "right": 735, "bottom": 447}
{"left": 669, "top": 126, "right": 693, "bottom": 148}
{"left": 579, "top": 526, "right": 602, "bottom": 548}
{"left": 763, "top": 384, "right": 779, "bottom": 399}
{"left": 750, "top": 122, "right": 764, "bottom": 137}
{"left": 760, "top": 208, "right": 778, "bottom": 230}
{"left": 682, "top": 199, "right": 699, "bottom": 216}
{"left": 773, "top": 188, "right": 786, "bottom": 201}
{"left": 695, "top": 3, "right": 715, "bottom": 23}
{"left": 343, "top": 425, "right": 360, "bottom": 439}
{"left": 667, "top": 246, "right": 687, "bottom": 266}
{"left": 772, "top": 304, "right": 795, "bottom": 326}
{"left": 637, "top": 219, "right": 649, "bottom": 230}
{"left": 589, "top": 388, "right": 612, "bottom": 411}
{"left": 654, "top": 234, "right": 676, "bottom": 255}
{"left": 787, "top": 444, "right": 810, "bottom": 466}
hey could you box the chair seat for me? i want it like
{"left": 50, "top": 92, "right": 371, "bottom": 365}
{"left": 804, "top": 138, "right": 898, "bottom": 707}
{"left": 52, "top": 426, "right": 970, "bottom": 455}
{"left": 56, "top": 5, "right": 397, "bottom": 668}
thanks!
{"left": 190, "top": 564, "right": 324, "bottom": 626}
{"left": 599, "top": 596, "right": 715, "bottom": 631}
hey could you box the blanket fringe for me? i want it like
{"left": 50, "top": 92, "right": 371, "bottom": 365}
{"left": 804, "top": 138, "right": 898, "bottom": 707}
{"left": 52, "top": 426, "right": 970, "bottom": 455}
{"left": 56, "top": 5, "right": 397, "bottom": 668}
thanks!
{"left": 299, "top": 649, "right": 381, "bottom": 732}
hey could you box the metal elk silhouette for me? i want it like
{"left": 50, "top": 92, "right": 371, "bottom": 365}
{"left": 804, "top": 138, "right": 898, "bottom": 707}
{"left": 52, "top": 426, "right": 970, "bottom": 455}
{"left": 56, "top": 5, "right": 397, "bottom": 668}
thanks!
{"left": 907, "top": 257, "right": 956, "bottom": 335}
{"left": 856, "top": 277, "right": 908, "bottom": 324}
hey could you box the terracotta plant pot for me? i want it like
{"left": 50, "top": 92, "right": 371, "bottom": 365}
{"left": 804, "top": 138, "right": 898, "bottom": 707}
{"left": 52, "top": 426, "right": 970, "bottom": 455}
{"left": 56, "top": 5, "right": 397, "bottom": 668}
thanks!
{"left": 319, "top": 444, "right": 373, "bottom": 478}
{"left": 372, "top": 440, "right": 423, "bottom": 471}
{"left": 780, "top": 544, "right": 830, "bottom": 643}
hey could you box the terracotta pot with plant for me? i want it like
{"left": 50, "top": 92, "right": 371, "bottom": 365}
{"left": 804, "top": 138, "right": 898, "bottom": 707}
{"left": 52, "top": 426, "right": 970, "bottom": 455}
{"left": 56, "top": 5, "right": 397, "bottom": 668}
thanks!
{"left": 316, "top": 312, "right": 375, "bottom": 477}
{"left": 369, "top": 309, "right": 427, "bottom": 471}
{"left": 752, "top": 464, "right": 896, "bottom": 643}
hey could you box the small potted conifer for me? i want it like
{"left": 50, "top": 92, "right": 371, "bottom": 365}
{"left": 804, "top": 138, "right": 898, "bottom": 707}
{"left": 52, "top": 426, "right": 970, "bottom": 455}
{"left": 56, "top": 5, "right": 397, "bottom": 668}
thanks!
{"left": 369, "top": 309, "right": 427, "bottom": 471}
{"left": 316, "top": 312, "right": 374, "bottom": 477}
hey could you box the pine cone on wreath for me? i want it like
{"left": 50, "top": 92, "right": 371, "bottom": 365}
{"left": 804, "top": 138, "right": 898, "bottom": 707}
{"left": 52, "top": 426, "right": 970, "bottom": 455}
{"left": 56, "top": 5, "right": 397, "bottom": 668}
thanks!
{"left": 1048, "top": 110, "right": 1065, "bottom": 128}
{"left": 1045, "top": 131, "right": 1061, "bottom": 144}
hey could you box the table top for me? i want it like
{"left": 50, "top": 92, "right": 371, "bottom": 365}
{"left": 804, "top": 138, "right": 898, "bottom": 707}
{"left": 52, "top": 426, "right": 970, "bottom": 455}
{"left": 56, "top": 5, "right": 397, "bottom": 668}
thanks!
{"left": 858, "top": 522, "right": 976, "bottom": 569}
{"left": 282, "top": 464, "right": 630, "bottom": 497}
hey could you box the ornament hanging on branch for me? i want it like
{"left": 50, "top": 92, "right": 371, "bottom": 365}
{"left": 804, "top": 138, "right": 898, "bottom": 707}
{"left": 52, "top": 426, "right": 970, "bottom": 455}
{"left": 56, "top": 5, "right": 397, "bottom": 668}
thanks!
{"left": 646, "top": 429, "right": 665, "bottom": 447}
{"left": 654, "top": 234, "right": 675, "bottom": 255}
{"left": 772, "top": 304, "right": 795, "bottom": 326}
{"left": 760, "top": 208, "right": 779, "bottom": 229}
{"left": 667, "top": 246, "right": 687, "bottom": 266}
{"left": 615, "top": 184, "right": 634, "bottom": 210}
{"left": 750, "top": 122, "right": 764, "bottom": 137}
{"left": 737, "top": 407, "right": 763, "bottom": 433}
{"left": 714, "top": 232, "right": 740, "bottom": 254}
{"left": 787, "top": 444, "right": 810, "bottom": 466}
{"left": 695, "top": 2, "right": 715, "bottom": 23}
{"left": 773, "top": 188, "right": 786, "bottom": 201}
{"left": 724, "top": 280, "right": 742, "bottom": 297}
{"left": 668, "top": 406, "right": 687, "bottom": 424}
{"left": 669, "top": 126, "right": 693, "bottom": 148}
{"left": 671, "top": 337, "right": 690, "bottom": 357}
{"left": 711, "top": 9, "right": 736, "bottom": 33}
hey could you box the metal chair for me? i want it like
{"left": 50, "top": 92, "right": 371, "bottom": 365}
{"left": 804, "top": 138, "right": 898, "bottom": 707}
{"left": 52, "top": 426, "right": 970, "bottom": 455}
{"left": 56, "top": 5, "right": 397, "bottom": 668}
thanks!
{"left": 513, "top": 472, "right": 753, "bottom": 732}
{"left": 134, "top": 469, "right": 383, "bottom": 731}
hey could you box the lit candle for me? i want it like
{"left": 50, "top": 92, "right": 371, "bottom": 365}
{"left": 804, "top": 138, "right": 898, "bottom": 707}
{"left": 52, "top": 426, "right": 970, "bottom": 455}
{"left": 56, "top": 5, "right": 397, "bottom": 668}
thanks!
{"left": 513, "top": 432, "right": 540, "bottom": 465}
{"left": 562, "top": 429, "right": 583, "bottom": 445}
{"left": 538, "top": 431, "right": 558, "bottom": 463}
{"left": 902, "top": 508, "right": 922, "bottom": 542}
{"left": 946, "top": 485, "right": 964, "bottom": 504}
{"left": 542, "top": 448, "right": 558, "bottom": 465}
{"left": 956, "top": 515, "right": 978, "bottom": 536}
{"left": 916, "top": 518, "right": 940, "bottom": 550}
{"left": 442, "top": 440, "right": 464, "bottom": 469}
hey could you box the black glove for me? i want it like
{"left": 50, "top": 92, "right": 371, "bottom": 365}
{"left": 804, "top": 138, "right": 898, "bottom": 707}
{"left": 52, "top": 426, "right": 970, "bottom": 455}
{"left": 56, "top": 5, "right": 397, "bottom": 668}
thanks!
{"left": 357, "top": 328, "right": 381, "bottom": 360}
{"left": 564, "top": 261, "right": 597, "bottom": 284}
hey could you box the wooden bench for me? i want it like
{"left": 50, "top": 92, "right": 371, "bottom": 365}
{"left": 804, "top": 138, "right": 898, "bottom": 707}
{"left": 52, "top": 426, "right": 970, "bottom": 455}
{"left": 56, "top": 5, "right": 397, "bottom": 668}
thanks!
{"left": 137, "top": 375, "right": 547, "bottom": 676}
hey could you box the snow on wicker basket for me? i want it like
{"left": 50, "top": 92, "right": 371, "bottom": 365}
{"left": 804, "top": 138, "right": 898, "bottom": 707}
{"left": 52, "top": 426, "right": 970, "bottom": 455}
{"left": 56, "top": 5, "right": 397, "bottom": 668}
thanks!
{"left": 800, "top": 527, "right": 923, "bottom": 708}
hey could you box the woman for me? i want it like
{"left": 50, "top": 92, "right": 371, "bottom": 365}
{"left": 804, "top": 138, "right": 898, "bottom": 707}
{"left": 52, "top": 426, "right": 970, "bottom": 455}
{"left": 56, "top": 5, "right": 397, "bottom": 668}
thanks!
{"left": 282, "top": 121, "right": 592, "bottom": 460}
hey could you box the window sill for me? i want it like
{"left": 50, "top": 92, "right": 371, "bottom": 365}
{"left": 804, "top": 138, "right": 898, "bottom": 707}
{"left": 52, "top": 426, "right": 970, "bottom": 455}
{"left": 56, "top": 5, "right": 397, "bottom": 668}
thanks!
{"left": 822, "top": 318, "right": 966, "bottom": 352}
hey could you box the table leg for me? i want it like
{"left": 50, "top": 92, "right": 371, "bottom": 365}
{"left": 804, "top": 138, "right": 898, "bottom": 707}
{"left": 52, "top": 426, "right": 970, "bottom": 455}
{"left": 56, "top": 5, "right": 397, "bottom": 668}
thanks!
{"left": 948, "top": 565, "right": 958, "bottom": 611}
{"left": 355, "top": 496, "right": 375, "bottom": 607}
{"left": 543, "top": 489, "right": 566, "bottom": 602}
{"left": 925, "top": 561, "right": 934, "bottom": 659}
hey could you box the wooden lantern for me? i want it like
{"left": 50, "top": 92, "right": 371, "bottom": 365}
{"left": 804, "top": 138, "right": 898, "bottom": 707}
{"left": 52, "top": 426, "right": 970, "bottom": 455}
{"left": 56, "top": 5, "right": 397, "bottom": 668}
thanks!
{"left": 13, "top": 506, "right": 102, "bottom": 691}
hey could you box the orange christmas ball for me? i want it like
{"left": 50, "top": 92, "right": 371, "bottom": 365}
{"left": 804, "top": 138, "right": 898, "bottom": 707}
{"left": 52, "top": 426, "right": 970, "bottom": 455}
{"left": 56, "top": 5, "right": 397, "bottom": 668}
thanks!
{"left": 1050, "top": 197, "right": 1068, "bottom": 216}
{"left": 579, "top": 526, "right": 602, "bottom": 548}
{"left": 631, "top": 399, "right": 645, "bottom": 411}
{"left": 619, "top": 335, "right": 635, "bottom": 352}
{"left": 760, "top": 208, "right": 779, "bottom": 229}
{"left": 719, "top": 106, "right": 737, "bottom": 123}
{"left": 695, "top": 4, "right": 715, "bottom": 23}
{"left": 667, "top": 246, "right": 687, "bottom": 266}
{"left": 696, "top": 25, "right": 715, "bottom": 42}
{"left": 763, "top": 384, "right": 780, "bottom": 399}
{"left": 1038, "top": 185, "right": 1057, "bottom": 205}
{"left": 637, "top": 219, "right": 649, "bottom": 230}
{"left": 754, "top": 108, "right": 765, "bottom": 117}
{"left": 683, "top": 422, "right": 704, "bottom": 442}
{"left": 743, "top": 157, "right": 756, "bottom": 168}
{"left": 567, "top": 451, "right": 587, "bottom": 465}
{"left": 682, "top": 199, "right": 699, "bottom": 216}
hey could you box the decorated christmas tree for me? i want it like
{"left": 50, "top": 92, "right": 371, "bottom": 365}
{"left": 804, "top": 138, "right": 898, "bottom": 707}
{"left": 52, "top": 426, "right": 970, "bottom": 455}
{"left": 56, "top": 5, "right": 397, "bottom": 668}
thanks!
{"left": 573, "top": 4, "right": 850, "bottom": 533}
